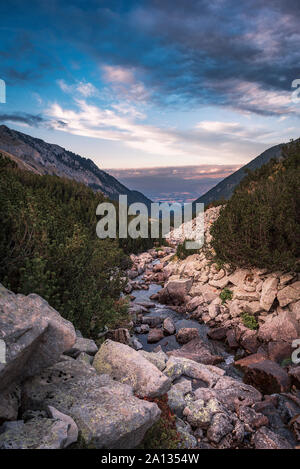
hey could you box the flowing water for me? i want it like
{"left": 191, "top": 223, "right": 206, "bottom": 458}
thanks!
{"left": 131, "top": 262, "right": 237, "bottom": 374}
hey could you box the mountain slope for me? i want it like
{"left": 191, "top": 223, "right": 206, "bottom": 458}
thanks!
{"left": 193, "top": 143, "right": 284, "bottom": 206}
{"left": 0, "top": 125, "right": 152, "bottom": 208}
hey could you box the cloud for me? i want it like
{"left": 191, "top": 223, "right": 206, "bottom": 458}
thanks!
{"left": 101, "top": 64, "right": 149, "bottom": 103}
{"left": 57, "top": 79, "right": 98, "bottom": 97}
{"left": 46, "top": 94, "right": 276, "bottom": 165}
{"left": 0, "top": 113, "right": 46, "bottom": 127}
{"left": 2, "top": 1, "right": 300, "bottom": 115}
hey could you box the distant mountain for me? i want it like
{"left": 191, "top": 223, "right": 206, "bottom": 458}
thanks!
{"left": 0, "top": 125, "right": 152, "bottom": 209}
{"left": 193, "top": 143, "right": 285, "bottom": 207}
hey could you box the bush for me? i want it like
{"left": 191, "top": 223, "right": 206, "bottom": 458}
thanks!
{"left": 219, "top": 287, "right": 233, "bottom": 304}
{"left": 241, "top": 313, "right": 258, "bottom": 330}
{"left": 0, "top": 154, "right": 131, "bottom": 337}
{"left": 211, "top": 140, "right": 300, "bottom": 271}
{"left": 176, "top": 239, "right": 200, "bottom": 260}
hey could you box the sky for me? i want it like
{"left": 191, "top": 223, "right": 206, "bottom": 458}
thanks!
{"left": 0, "top": 0, "right": 300, "bottom": 203}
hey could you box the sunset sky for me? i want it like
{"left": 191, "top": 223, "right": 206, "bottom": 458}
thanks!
{"left": 1, "top": 0, "right": 300, "bottom": 202}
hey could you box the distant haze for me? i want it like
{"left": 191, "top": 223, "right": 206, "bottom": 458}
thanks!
{"left": 108, "top": 165, "right": 241, "bottom": 203}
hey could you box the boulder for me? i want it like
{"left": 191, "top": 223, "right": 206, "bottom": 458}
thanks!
{"left": 233, "top": 288, "right": 259, "bottom": 302}
{"left": 209, "top": 277, "right": 230, "bottom": 289}
{"left": 226, "top": 330, "right": 239, "bottom": 350}
{"left": 93, "top": 340, "right": 171, "bottom": 398}
{"left": 258, "top": 311, "right": 299, "bottom": 343}
{"left": 0, "top": 418, "right": 75, "bottom": 449}
{"left": 235, "top": 353, "right": 267, "bottom": 370}
{"left": 194, "top": 376, "right": 262, "bottom": 411}
{"left": 186, "top": 296, "right": 203, "bottom": 312}
{"left": 197, "top": 284, "right": 219, "bottom": 303}
{"left": 183, "top": 398, "right": 225, "bottom": 429}
{"left": 138, "top": 350, "right": 168, "bottom": 371}
{"left": 167, "top": 379, "right": 192, "bottom": 417}
{"left": 167, "top": 338, "right": 223, "bottom": 365}
{"left": 164, "top": 356, "right": 225, "bottom": 386}
{"left": 0, "top": 385, "right": 21, "bottom": 423}
{"left": 0, "top": 285, "right": 76, "bottom": 392}
{"left": 267, "top": 341, "right": 293, "bottom": 364}
{"left": 260, "top": 277, "right": 278, "bottom": 311}
{"left": 47, "top": 406, "right": 78, "bottom": 447}
{"left": 252, "top": 426, "right": 293, "bottom": 449}
{"left": 64, "top": 337, "right": 98, "bottom": 358}
{"left": 176, "top": 418, "right": 197, "bottom": 449}
{"left": 277, "top": 281, "right": 300, "bottom": 307}
{"left": 242, "top": 359, "right": 291, "bottom": 394}
{"left": 240, "top": 330, "right": 259, "bottom": 354}
{"left": 159, "top": 278, "right": 193, "bottom": 305}
{"left": 142, "top": 316, "right": 163, "bottom": 328}
{"left": 236, "top": 405, "right": 268, "bottom": 431}
{"left": 207, "top": 327, "right": 227, "bottom": 341}
{"left": 206, "top": 412, "right": 234, "bottom": 444}
{"left": 131, "top": 337, "right": 143, "bottom": 351}
{"left": 288, "top": 367, "right": 300, "bottom": 389}
{"left": 228, "top": 269, "right": 250, "bottom": 287}
{"left": 22, "top": 359, "right": 161, "bottom": 449}
{"left": 163, "top": 317, "right": 176, "bottom": 335}
{"left": 109, "top": 328, "right": 131, "bottom": 345}
{"left": 176, "top": 328, "right": 200, "bottom": 344}
{"left": 147, "top": 328, "right": 164, "bottom": 343}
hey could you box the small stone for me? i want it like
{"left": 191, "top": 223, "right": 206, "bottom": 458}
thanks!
{"left": 147, "top": 328, "right": 164, "bottom": 343}
{"left": 252, "top": 426, "right": 293, "bottom": 449}
{"left": 176, "top": 328, "right": 200, "bottom": 344}
{"left": 163, "top": 317, "right": 176, "bottom": 335}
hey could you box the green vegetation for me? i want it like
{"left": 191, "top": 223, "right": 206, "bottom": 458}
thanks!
{"left": 280, "top": 358, "right": 293, "bottom": 368}
{"left": 211, "top": 140, "right": 300, "bottom": 271}
{"left": 0, "top": 153, "right": 156, "bottom": 337}
{"left": 219, "top": 287, "right": 233, "bottom": 304}
{"left": 176, "top": 239, "right": 200, "bottom": 260}
{"left": 205, "top": 198, "right": 227, "bottom": 210}
{"left": 241, "top": 313, "right": 258, "bottom": 330}
{"left": 137, "top": 395, "right": 180, "bottom": 449}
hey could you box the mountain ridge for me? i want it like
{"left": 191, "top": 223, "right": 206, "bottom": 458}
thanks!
{"left": 193, "top": 142, "right": 285, "bottom": 206}
{"left": 0, "top": 125, "right": 152, "bottom": 209}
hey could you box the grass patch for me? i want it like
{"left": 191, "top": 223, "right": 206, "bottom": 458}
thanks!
{"left": 137, "top": 395, "right": 180, "bottom": 449}
{"left": 219, "top": 287, "right": 233, "bottom": 304}
{"left": 241, "top": 312, "right": 258, "bottom": 330}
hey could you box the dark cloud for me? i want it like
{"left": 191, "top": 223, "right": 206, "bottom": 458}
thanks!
{"left": 0, "top": 113, "right": 63, "bottom": 129}
{"left": 108, "top": 164, "right": 241, "bottom": 203}
{"left": 1, "top": 1, "right": 300, "bottom": 114}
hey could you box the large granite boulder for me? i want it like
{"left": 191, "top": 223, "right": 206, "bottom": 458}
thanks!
{"left": 93, "top": 340, "right": 171, "bottom": 398}
{"left": 0, "top": 385, "right": 21, "bottom": 423}
{"left": 194, "top": 376, "right": 262, "bottom": 411}
{"left": 252, "top": 426, "right": 293, "bottom": 449}
{"left": 277, "top": 281, "right": 300, "bottom": 307}
{"left": 159, "top": 278, "right": 193, "bottom": 305}
{"left": 0, "top": 284, "right": 76, "bottom": 392}
{"left": 64, "top": 337, "right": 98, "bottom": 358}
{"left": 258, "top": 311, "right": 299, "bottom": 343}
{"left": 22, "top": 358, "right": 161, "bottom": 449}
{"left": 260, "top": 277, "right": 278, "bottom": 311}
{"left": 176, "top": 328, "right": 200, "bottom": 344}
{"left": 164, "top": 356, "right": 225, "bottom": 385}
{"left": 0, "top": 419, "right": 72, "bottom": 449}
{"left": 167, "top": 338, "right": 223, "bottom": 365}
{"left": 242, "top": 359, "right": 291, "bottom": 394}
